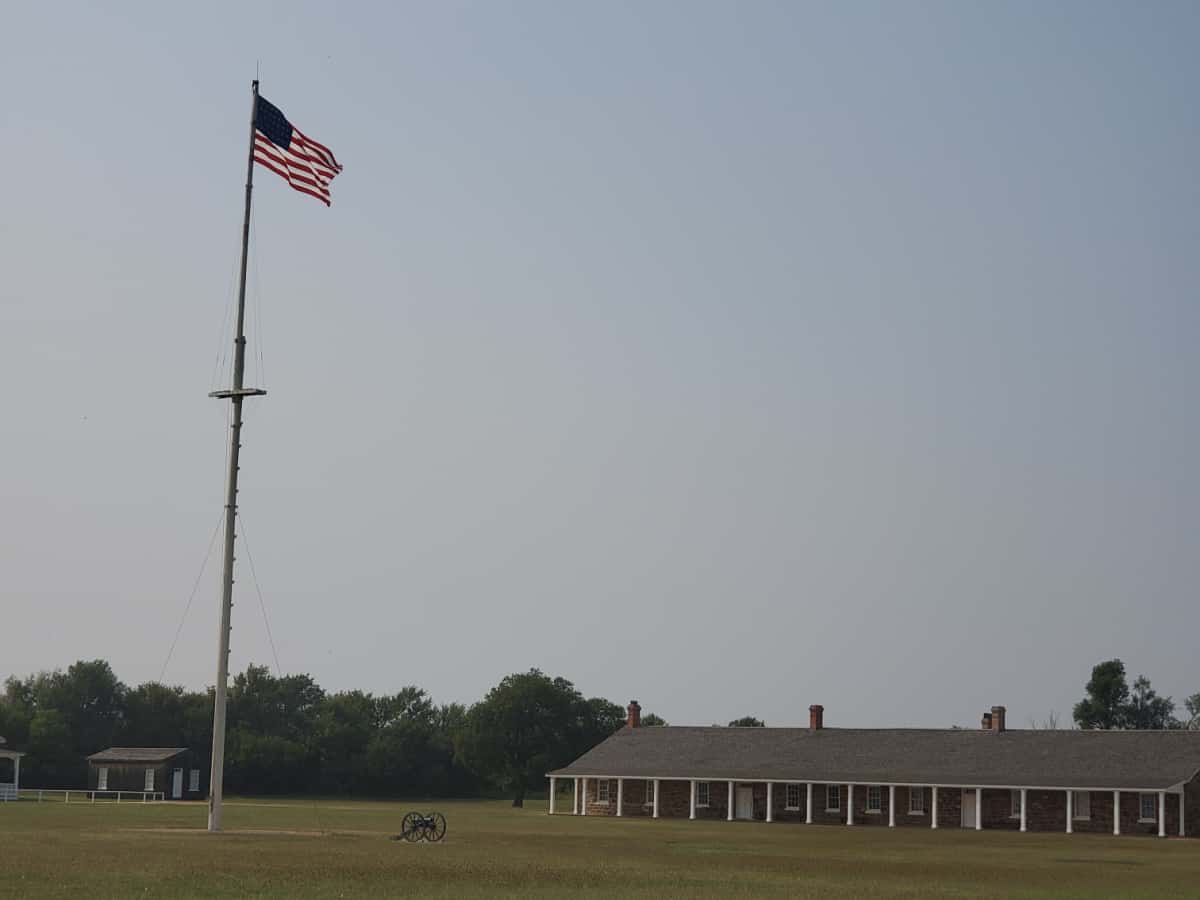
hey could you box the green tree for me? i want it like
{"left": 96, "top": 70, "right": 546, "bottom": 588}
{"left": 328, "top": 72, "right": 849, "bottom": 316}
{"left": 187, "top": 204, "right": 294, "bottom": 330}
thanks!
{"left": 225, "top": 665, "right": 324, "bottom": 793}
{"left": 640, "top": 713, "right": 668, "bottom": 727}
{"left": 458, "top": 670, "right": 622, "bottom": 807}
{"left": 1184, "top": 694, "right": 1200, "bottom": 731}
{"left": 314, "top": 690, "right": 377, "bottom": 795}
{"left": 121, "top": 682, "right": 188, "bottom": 746}
{"left": 1073, "top": 659, "right": 1130, "bottom": 729}
{"left": 1125, "top": 675, "right": 1177, "bottom": 730}
{"left": 0, "top": 676, "right": 34, "bottom": 748}
{"left": 728, "top": 716, "right": 766, "bottom": 727}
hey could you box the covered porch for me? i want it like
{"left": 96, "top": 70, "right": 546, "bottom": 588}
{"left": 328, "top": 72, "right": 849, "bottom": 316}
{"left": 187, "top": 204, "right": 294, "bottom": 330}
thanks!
{"left": 548, "top": 776, "right": 1187, "bottom": 838}
{"left": 0, "top": 747, "right": 24, "bottom": 801}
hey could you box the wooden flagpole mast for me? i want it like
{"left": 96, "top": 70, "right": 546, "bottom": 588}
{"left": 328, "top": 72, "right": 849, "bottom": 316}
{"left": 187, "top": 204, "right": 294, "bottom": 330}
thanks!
{"left": 207, "top": 79, "right": 267, "bottom": 833}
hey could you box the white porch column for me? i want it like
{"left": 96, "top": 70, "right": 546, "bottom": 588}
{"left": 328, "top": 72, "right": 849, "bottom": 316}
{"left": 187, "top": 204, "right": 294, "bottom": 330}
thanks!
{"left": 846, "top": 784, "right": 854, "bottom": 826}
{"left": 805, "top": 783, "right": 813, "bottom": 824}
{"left": 689, "top": 780, "right": 696, "bottom": 819}
{"left": 549, "top": 777, "right": 556, "bottom": 815}
{"left": 573, "top": 778, "right": 579, "bottom": 815}
{"left": 1180, "top": 793, "right": 1186, "bottom": 838}
{"left": 727, "top": 781, "right": 734, "bottom": 822}
{"left": 931, "top": 787, "right": 938, "bottom": 829}
{"left": 617, "top": 778, "right": 624, "bottom": 817}
{"left": 1113, "top": 791, "right": 1120, "bottom": 836}
{"left": 13, "top": 757, "right": 19, "bottom": 794}
{"left": 1066, "top": 790, "right": 1073, "bottom": 834}
{"left": 975, "top": 787, "right": 982, "bottom": 831}
{"left": 1158, "top": 791, "right": 1166, "bottom": 838}
{"left": 1020, "top": 788, "right": 1028, "bottom": 833}
{"left": 582, "top": 778, "right": 588, "bottom": 816}
{"left": 888, "top": 786, "right": 896, "bottom": 827}
{"left": 766, "top": 782, "right": 773, "bottom": 823}
{"left": 652, "top": 779, "right": 660, "bottom": 819}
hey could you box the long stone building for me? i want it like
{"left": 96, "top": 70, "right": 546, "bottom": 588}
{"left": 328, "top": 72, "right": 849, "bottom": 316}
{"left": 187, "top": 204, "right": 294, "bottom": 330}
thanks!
{"left": 547, "top": 702, "right": 1200, "bottom": 837}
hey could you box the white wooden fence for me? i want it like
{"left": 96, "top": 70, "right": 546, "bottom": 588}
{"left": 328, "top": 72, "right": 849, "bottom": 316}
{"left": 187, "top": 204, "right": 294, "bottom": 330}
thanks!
{"left": 1, "top": 788, "right": 165, "bottom": 803}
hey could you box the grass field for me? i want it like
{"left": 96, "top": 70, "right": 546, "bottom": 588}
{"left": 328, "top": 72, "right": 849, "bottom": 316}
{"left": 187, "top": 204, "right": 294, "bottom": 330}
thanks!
{"left": 1, "top": 796, "right": 1198, "bottom": 899}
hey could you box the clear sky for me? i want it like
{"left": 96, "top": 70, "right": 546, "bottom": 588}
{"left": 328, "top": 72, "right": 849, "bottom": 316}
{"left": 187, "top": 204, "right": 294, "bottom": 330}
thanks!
{"left": 2, "top": 1, "right": 1197, "bottom": 729}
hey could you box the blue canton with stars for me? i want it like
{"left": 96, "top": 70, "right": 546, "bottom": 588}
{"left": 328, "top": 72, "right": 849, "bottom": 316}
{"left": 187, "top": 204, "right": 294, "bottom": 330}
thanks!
{"left": 255, "top": 96, "right": 293, "bottom": 150}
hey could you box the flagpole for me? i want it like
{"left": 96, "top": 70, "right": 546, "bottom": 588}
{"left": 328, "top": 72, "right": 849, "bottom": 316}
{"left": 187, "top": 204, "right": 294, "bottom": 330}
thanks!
{"left": 207, "top": 79, "right": 266, "bottom": 833}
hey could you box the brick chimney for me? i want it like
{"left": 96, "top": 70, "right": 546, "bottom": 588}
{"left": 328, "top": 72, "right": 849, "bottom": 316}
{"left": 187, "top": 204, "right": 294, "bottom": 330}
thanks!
{"left": 626, "top": 700, "right": 641, "bottom": 729}
{"left": 981, "top": 711, "right": 992, "bottom": 731}
{"left": 809, "top": 704, "right": 824, "bottom": 730}
{"left": 991, "top": 705, "right": 1006, "bottom": 733}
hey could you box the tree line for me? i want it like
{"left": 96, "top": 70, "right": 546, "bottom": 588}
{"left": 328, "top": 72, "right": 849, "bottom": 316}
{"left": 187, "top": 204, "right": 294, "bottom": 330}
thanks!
{"left": 2, "top": 657, "right": 1195, "bottom": 801}
{"left": 0, "top": 661, "right": 642, "bottom": 804}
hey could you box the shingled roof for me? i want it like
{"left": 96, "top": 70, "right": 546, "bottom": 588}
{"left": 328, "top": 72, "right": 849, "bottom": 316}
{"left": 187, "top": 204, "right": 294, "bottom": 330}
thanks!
{"left": 548, "top": 727, "right": 1200, "bottom": 791}
{"left": 87, "top": 747, "right": 188, "bottom": 764}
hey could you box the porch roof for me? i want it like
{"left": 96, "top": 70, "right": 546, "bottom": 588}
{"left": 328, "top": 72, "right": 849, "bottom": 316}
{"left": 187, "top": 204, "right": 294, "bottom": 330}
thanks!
{"left": 87, "top": 747, "right": 188, "bottom": 764}
{"left": 548, "top": 727, "right": 1200, "bottom": 791}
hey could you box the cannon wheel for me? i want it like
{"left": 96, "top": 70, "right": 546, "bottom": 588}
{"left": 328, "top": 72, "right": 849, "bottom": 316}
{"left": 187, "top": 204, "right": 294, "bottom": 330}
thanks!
{"left": 401, "top": 812, "right": 425, "bottom": 842}
{"left": 428, "top": 812, "right": 447, "bottom": 842}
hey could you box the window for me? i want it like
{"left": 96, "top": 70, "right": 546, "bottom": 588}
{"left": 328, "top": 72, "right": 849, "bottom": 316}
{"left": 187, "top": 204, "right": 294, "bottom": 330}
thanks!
{"left": 144, "top": 768, "right": 155, "bottom": 792}
{"left": 189, "top": 769, "right": 201, "bottom": 792}
{"left": 696, "top": 782, "right": 710, "bottom": 807}
{"left": 1140, "top": 793, "right": 1158, "bottom": 822}
{"left": 645, "top": 780, "right": 655, "bottom": 805}
{"left": 596, "top": 779, "right": 610, "bottom": 804}
{"left": 97, "top": 768, "right": 108, "bottom": 791}
{"left": 1010, "top": 790, "right": 1022, "bottom": 819}
{"left": 1072, "top": 790, "right": 1090, "bottom": 820}
{"left": 826, "top": 785, "right": 841, "bottom": 812}
{"left": 785, "top": 784, "right": 802, "bottom": 811}
{"left": 866, "top": 786, "right": 883, "bottom": 813}
{"left": 909, "top": 787, "right": 926, "bottom": 815}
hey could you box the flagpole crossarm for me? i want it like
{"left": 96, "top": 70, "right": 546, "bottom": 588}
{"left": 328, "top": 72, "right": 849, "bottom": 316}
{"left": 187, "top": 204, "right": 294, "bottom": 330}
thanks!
{"left": 208, "top": 388, "right": 268, "bottom": 399}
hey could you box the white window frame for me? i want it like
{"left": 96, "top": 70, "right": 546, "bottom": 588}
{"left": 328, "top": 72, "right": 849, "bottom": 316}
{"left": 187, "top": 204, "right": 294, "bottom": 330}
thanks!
{"left": 144, "top": 768, "right": 155, "bottom": 792}
{"left": 596, "top": 779, "right": 611, "bottom": 804}
{"left": 644, "top": 780, "right": 654, "bottom": 806}
{"left": 826, "top": 785, "right": 841, "bottom": 812}
{"left": 97, "top": 767, "right": 108, "bottom": 791}
{"left": 785, "top": 784, "right": 802, "bottom": 811}
{"left": 1010, "top": 790, "right": 1021, "bottom": 819}
{"left": 189, "top": 769, "right": 201, "bottom": 792}
{"left": 1072, "top": 790, "right": 1090, "bottom": 820}
{"left": 909, "top": 787, "right": 926, "bottom": 815}
{"left": 866, "top": 785, "right": 883, "bottom": 813}
{"left": 696, "top": 782, "right": 710, "bottom": 808}
{"left": 1139, "top": 793, "right": 1157, "bottom": 823}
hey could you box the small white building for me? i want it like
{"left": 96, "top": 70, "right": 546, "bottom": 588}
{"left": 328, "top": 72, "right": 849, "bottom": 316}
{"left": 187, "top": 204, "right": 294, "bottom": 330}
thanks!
{"left": 0, "top": 737, "right": 23, "bottom": 801}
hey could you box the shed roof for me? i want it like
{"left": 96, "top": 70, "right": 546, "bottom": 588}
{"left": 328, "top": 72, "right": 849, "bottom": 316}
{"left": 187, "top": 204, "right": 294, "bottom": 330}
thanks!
{"left": 548, "top": 727, "right": 1200, "bottom": 790}
{"left": 87, "top": 747, "right": 188, "bottom": 764}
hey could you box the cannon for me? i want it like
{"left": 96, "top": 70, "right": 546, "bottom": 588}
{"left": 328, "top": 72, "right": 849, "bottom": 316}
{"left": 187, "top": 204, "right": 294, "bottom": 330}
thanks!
{"left": 397, "top": 811, "right": 447, "bottom": 843}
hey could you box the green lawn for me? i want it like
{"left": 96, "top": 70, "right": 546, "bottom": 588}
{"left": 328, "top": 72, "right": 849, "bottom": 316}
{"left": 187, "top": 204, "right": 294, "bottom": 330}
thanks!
{"left": 0, "top": 796, "right": 1197, "bottom": 899}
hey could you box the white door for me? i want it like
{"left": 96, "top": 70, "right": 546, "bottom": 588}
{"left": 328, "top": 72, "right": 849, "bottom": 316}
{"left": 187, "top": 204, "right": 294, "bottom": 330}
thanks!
{"left": 735, "top": 785, "right": 754, "bottom": 820}
{"left": 97, "top": 767, "right": 108, "bottom": 791}
{"left": 961, "top": 789, "right": 976, "bottom": 828}
{"left": 172, "top": 768, "right": 183, "bottom": 799}
{"left": 144, "top": 768, "right": 155, "bottom": 791}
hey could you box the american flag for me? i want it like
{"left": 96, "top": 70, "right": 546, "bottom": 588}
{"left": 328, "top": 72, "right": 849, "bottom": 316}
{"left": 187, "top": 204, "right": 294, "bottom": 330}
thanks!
{"left": 253, "top": 96, "right": 342, "bottom": 206}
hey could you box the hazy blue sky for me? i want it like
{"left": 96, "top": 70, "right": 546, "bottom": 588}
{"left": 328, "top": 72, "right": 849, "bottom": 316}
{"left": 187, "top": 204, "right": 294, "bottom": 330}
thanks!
{"left": 2, "top": 1, "right": 1197, "bottom": 729}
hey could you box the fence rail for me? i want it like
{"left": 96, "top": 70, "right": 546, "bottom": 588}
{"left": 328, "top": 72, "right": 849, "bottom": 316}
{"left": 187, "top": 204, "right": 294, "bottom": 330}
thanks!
{"left": 1, "top": 788, "right": 166, "bottom": 804}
